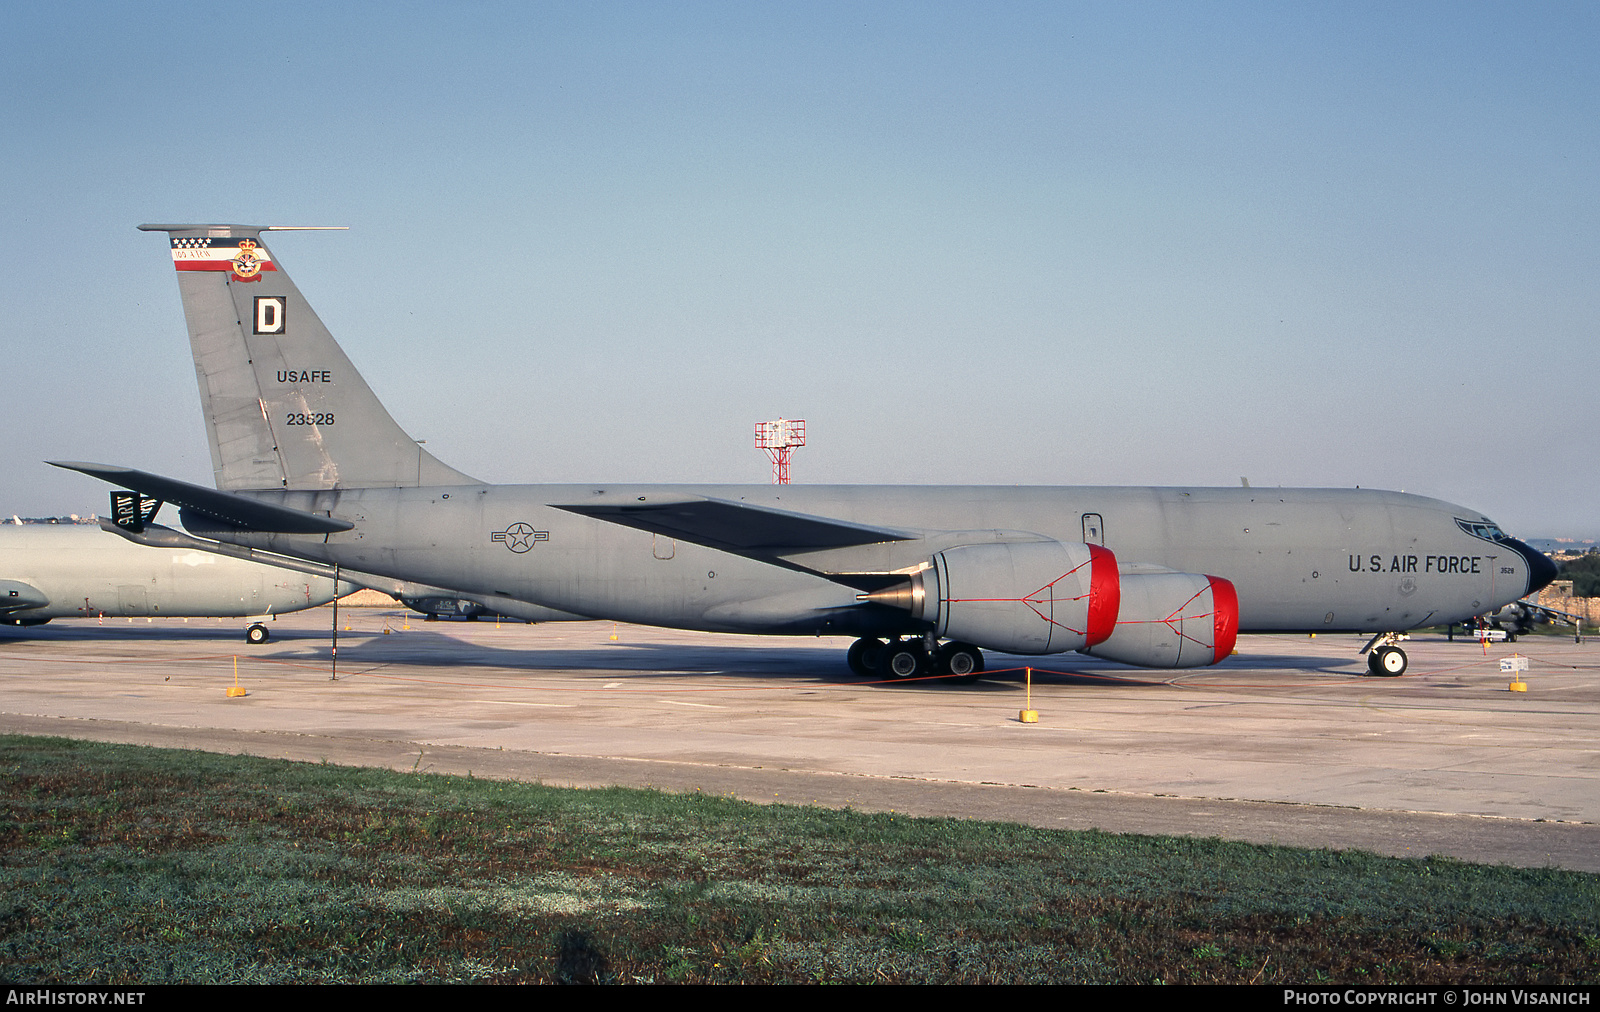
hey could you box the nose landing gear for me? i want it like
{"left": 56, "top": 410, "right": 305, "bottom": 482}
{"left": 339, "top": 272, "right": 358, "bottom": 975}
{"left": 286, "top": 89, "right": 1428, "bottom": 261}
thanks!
{"left": 1362, "top": 632, "right": 1409, "bottom": 676}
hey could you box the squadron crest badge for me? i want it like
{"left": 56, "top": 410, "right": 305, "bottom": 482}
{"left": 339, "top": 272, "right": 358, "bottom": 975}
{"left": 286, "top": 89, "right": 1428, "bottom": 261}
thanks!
{"left": 231, "top": 239, "right": 264, "bottom": 280}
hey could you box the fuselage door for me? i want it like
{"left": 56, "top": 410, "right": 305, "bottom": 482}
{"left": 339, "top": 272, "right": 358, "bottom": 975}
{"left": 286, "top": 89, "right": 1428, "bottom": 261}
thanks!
{"left": 1082, "top": 513, "right": 1104, "bottom": 547}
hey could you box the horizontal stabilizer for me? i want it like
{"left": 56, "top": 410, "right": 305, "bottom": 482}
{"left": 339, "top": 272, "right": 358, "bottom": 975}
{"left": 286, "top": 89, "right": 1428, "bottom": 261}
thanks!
{"left": 137, "top": 224, "right": 348, "bottom": 233}
{"left": 552, "top": 494, "right": 914, "bottom": 556}
{"left": 51, "top": 462, "right": 353, "bottom": 534}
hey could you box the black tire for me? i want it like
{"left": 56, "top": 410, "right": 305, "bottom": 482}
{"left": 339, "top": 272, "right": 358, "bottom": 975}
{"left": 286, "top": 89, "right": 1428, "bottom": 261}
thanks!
{"left": 883, "top": 642, "right": 926, "bottom": 679}
{"left": 846, "top": 637, "right": 886, "bottom": 678}
{"left": 1372, "top": 646, "right": 1407, "bottom": 676}
{"left": 245, "top": 624, "right": 270, "bottom": 645}
{"left": 938, "top": 642, "right": 985, "bottom": 684}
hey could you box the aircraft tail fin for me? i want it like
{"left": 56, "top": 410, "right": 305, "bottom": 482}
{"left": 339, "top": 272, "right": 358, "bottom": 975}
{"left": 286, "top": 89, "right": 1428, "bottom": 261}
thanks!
{"left": 138, "top": 224, "right": 476, "bottom": 491}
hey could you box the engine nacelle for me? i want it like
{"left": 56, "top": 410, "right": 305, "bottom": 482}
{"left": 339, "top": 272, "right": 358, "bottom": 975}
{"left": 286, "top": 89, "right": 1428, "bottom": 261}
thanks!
{"left": 1081, "top": 571, "right": 1238, "bottom": 668}
{"left": 864, "top": 540, "right": 1119, "bottom": 654}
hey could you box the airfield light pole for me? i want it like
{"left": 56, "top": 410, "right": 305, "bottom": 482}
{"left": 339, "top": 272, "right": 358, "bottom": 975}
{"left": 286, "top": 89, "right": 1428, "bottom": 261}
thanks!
{"left": 755, "top": 418, "right": 806, "bottom": 485}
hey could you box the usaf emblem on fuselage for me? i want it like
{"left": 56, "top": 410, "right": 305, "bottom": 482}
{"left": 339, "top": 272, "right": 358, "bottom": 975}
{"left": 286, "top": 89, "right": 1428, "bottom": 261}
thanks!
{"left": 492, "top": 523, "right": 549, "bottom": 553}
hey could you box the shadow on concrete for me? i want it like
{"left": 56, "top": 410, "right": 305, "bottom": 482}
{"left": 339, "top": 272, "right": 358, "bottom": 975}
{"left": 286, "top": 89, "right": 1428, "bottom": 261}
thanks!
{"left": 2, "top": 619, "right": 1367, "bottom": 688}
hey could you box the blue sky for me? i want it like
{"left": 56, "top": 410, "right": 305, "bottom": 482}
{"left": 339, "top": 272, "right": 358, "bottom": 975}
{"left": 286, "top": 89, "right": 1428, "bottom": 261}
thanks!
{"left": 3, "top": 2, "right": 1596, "bottom": 536}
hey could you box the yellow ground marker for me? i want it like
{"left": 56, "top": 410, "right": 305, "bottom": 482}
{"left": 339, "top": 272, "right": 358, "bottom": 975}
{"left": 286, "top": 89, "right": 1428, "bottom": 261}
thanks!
{"left": 1019, "top": 666, "right": 1038, "bottom": 723}
{"left": 1502, "top": 653, "right": 1529, "bottom": 692}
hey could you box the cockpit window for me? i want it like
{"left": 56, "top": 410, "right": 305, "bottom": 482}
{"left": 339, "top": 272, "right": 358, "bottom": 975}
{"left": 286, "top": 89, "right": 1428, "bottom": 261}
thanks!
{"left": 1456, "top": 518, "right": 1508, "bottom": 542}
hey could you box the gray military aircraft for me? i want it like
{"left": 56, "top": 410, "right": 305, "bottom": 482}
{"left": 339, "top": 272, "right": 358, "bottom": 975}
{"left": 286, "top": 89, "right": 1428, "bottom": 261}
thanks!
{"left": 51, "top": 224, "right": 1557, "bottom": 680}
{"left": 1471, "top": 598, "right": 1578, "bottom": 641}
{"left": 0, "top": 522, "right": 350, "bottom": 642}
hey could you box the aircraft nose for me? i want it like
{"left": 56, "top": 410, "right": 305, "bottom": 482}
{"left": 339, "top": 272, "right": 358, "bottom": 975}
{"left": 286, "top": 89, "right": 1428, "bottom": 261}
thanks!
{"left": 1506, "top": 538, "right": 1559, "bottom": 595}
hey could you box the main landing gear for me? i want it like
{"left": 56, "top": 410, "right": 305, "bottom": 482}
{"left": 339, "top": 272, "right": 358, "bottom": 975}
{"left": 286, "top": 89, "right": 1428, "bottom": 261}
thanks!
{"left": 1363, "top": 632, "right": 1408, "bottom": 676}
{"left": 245, "top": 623, "right": 271, "bottom": 645}
{"left": 846, "top": 637, "right": 985, "bottom": 685}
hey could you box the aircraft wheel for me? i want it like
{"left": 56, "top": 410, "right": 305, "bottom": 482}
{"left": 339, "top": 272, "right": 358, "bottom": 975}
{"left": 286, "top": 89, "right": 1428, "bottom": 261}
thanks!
{"left": 882, "top": 641, "right": 926, "bottom": 679}
{"left": 245, "top": 623, "right": 270, "bottom": 645}
{"left": 846, "top": 637, "right": 886, "bottom": 678}
{"left": 938, "top": 642, "right": 985, "bottom": 684}
{"left": 1372, "top": 646, "right": 1407, "bottom": 677}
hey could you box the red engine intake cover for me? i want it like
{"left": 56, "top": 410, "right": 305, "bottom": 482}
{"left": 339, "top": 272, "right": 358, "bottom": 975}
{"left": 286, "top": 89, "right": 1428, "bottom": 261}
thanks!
{"left": 1208, "top": 575, "right": 1239, "bottom": 664}
{"left": 1085, "top": 544, "right": 1120, "bottom": 648}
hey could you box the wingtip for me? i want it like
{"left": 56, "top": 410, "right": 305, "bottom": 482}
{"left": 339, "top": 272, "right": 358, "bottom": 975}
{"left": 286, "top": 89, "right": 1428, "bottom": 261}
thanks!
{"left": 47, "top": 460, "right": 123, "bottom": 474}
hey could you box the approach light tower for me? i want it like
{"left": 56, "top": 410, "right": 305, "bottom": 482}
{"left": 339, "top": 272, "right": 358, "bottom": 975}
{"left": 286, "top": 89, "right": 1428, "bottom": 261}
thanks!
{"left": 754, "top": 417, "right": 806, "bottom": 484}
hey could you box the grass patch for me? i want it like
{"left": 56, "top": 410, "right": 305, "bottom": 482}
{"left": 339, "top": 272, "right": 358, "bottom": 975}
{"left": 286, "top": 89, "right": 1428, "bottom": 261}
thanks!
{"left": 1, "top": 735, "right": 1595, "bottom": 984}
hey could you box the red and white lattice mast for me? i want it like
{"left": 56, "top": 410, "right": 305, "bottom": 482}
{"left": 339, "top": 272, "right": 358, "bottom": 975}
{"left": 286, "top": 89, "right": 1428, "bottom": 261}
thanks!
{"left": 754, "top": 418, "right": 805, "bottom": 484}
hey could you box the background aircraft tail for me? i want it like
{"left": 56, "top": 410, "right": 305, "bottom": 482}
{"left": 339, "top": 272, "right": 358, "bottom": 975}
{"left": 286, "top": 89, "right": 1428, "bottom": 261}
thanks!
{"left": 139, "top": 224, "right": 476, "bottom": 491}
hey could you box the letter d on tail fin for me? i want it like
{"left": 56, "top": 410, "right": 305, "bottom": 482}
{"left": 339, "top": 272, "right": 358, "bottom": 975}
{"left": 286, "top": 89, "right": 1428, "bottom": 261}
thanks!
{"left": 139, "top": 224, "right": 477, "bottom": 492}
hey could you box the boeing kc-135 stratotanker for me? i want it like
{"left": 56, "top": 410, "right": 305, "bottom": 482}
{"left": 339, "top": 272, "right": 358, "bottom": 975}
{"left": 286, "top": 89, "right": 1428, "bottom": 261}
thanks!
{"left": 52, "top": 224, "right": 1557, "bottom": 681}
{"left": 0, "top": 522, "right": 352, "bottom": 642}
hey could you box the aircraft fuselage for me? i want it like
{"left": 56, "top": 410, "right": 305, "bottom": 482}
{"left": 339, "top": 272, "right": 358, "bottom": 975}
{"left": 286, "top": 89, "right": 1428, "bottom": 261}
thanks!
{"left": 0, "top": 524, "right": 342, "bottom": 623}
{"left": 56, "top": 222, "right": 1555, "bottom": 675}
{"left": 206, "top": 483, "right": 1543, "bottom": 639}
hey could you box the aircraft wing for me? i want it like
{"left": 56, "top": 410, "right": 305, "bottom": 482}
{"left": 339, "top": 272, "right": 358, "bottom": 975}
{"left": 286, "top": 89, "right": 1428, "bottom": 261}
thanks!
{"left": 1481, "top": 599, "right": 1584, "bottom": 634}
{"left": 552, "top": 494, "right": 1072, "bottom": 593}
{"left": 49, "top": 462, "right": 353, "bottom": 535}
{"left": 551, "top": 494, "right": 916, "bottom": 556}
{"left": 1526, "top": 602, "right": 1582, "bottom": 627}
